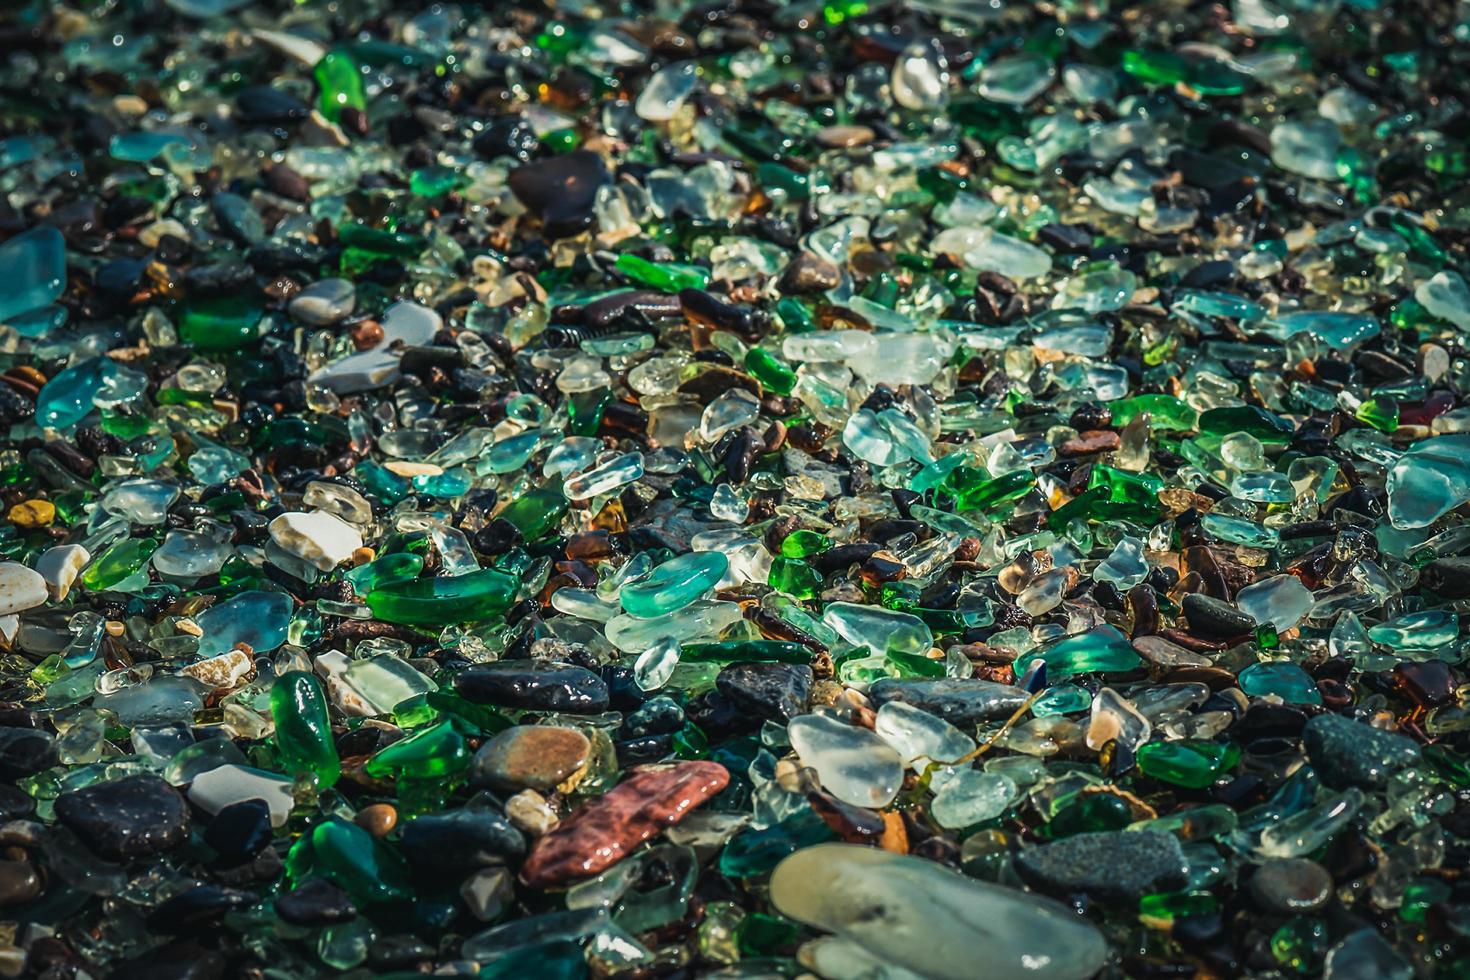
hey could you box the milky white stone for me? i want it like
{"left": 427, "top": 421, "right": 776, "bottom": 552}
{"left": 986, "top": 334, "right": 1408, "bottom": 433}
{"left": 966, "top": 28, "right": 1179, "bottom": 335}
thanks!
{"left": 35, "top": 545, "right": 89, "bottom": 602}
{"left": 788, "top": 713, "right": 904, "bottom": 809}
{"left": 268, "top": 511, "right": 363, "bottom": 571}
{"left": 0, "top": 562, "right": 49, "bottom": 616}
{"left": 771, "top": 844, "right": 1109, "bottom": 980}
{"left": 189, "top": 764, "right": 296, "bottom": 827}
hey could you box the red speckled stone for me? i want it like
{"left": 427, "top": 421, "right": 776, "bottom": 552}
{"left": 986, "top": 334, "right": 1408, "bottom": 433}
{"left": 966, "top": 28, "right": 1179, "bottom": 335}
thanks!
{"left": 520, "top": 761, "right": 729, "bottom": 889}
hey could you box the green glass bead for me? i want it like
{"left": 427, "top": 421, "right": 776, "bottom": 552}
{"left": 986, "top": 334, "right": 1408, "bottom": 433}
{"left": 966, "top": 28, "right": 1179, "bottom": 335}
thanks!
{"left": 497, "top": 484, "right": 569, "bottom": 541}
{"left": 737, "top": 912, "right": 800, "bottom": 956}
{"left": 81, "top": 537, "right": 157, "bottom": 592}
{"left": 621, "top": 550, "right": 729, "bottom": 617}
{"left": 780, "top": 529, "right": 831, "bottom": 558}
{"left": 314, "top": 49, "right": 367, "bottom": 123}
{"left": 178, "top": 296, "right": 264, "bottom": 351}
{"left": 1238, "top": 661, "right": 1322, "bottom": 705}
{"left": 614, "top": 253, "right": 710, "bottom": 292}
{"left": 1109, "top": 393, "right": 1199, "bottom": 432}
{"left": 1400, "top": 878, "right": 1452, "bottom": 923}
{"left": 345, "top": 553, "right": 424, "bottom": 594}
{"left": 1014, "top": 625, "right": 1141, "bottom": 679}
{"left": 409, "top": 165, "right": 467, "bottom": 197}
{"left": 941, "top": 467, "right": 1035, "bottom": 511}
{"left": 1355, "top": 396, "right": 1400, "bottom": 432}
{"left": 1047, "top": 791, "right": 1133, "bottom": 837}
{"left": 365, "top": 566, "right": 518, "bottom": 627}
{"left": 287, "top": 817, "right": 411, "bottom": 905}
{"left": 337, "top": 222, "right": 427, "bottom": 258}
{"left": 364, "top": 720, "right": 469, "bottom": 780}
{"left": 567, "top": 388, "right": 611, "bottom": 436}
{"left": 1270, "top": 916, "right": 1327, "bottom": 973}
{"left": 270, "top": 671, "right": 341, "bottom": 788}
{"left": 768, "top": 557, "right": 821, "bottom": 600}
{"left": 720, "top": 807, "right": 836, "bottom": 878}
{"left": 1197, "top": 405, "right": 1294, "bottom": 444}
{"left": 424, "top": 691, "right": 515, "bottom": 736}
{"left": 1427, "top": 149, "right": 1470, "bottom": 177}
{"left": 1135, "top": 739, "right": 1240, "bottom": 789}
{"left": 1139, "top": 891, "right": 1218, "bottom": 924}
{"left": 744, "top": 348, "right": 798, "bottom": 396}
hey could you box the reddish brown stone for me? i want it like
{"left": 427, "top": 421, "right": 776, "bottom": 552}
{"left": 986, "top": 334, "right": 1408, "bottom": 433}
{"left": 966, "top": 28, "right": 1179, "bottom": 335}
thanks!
{"left": 519, "top": 761, "right": 728, "bottom": 889}
{"left": 1059, "top": 430, "right": 1121, "bottom": 456}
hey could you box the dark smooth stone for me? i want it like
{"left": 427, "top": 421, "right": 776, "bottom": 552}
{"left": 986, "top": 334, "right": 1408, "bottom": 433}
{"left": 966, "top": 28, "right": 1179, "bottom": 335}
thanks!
{"left": 108, "top": 942, "right": 225, "bottom": 980}
{"left": 0, "top": 784, "right": 34, "bottom": 820}
{"left": 53, "top": 774, "right": 190, "bottom": 861}
{"left": 506, "top": 150, "right": 611, "bottom": 238}
{"left": 1302, "top": 712, "right": 1421, "bottom": 789}
{"left": 1015, "top": 830, "right": 1188, "bottom": 900}
{"left": 0, "top": 727, "right": 58, "bottom": 781}
{"left": 398, "top": 809, "right": 527, "bottom": 873}
{"left": 0, "top": 860, "right": 42, "bottom": 907}
{"left": 203, "top": 799, "right": 273, "bottom": 866}
{"left": 472, "top": 115, "right": 539, "bottom": 163}
{"left": 274, "top": 877, "right": 358, "bottom": 926}
{"left": 454, "top": 661, "right": 610, "bottom": 713}
{"left": 235, "top": 85, "right": 311, "bottom": 124}
{"left": 146, "top": 886, "right": 254, "bottom": 933}
{"left": 622, "top": 696, "right": 685, "bottom": 738}
{"left": 1181, "top": 593, "right": 1256, "bottom": 638}
{"left": 867, "top": 677, "right": 1030, "bottom": 727}
{"left": 715, "top": 662, "right": 814, "bottom": 722}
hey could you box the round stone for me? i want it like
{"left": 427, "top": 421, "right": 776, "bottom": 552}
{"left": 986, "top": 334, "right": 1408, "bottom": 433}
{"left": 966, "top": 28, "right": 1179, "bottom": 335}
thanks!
{"left": 8, "top": 499, "right": 54, "bottom": 527}
{"left": 354, "top": 803, "right": 398, "bottom": 838}
{"left": 471, "top": 725, "right": 591, "bottom": 793}
{"left": 0, "top": 860, "right": 42, "bottom": 907}
{"left": 1251, "top": 858, "right": 1333, "bottom": 913}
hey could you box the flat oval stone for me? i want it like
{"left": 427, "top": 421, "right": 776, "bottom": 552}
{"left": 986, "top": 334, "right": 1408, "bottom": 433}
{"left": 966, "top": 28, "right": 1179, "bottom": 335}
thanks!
{"left": 771, "top": 843, "right": 1108, "bottom": 980}
{"left": 471, "top": 725, "right": 592, "bottom": 793}
{"left": 274, "top": 877, "right": 357, "bottom": 926}
{"left": 787, "top": 713, "right": 904, "bottom": 809}
{"left": 1251, "top": 857, "right": 1333, "bottom": 913}
{"left": 399, "top": 808, "right": 527, "bottom": 871}
{"left": 54, "top": 774, "right": 191, "bottom": 861}
{"left": 1303, "top": 712, "right": 1421, "bottom": 789}
{"left": 520, "top": 761, "right": 728, "bottom": 889}
{"left": 454, "top": 661, "right": 610, "bottom": 713}
{"left": 1182, "top": 592, "right": 1256, "bottom": 638}
{"left": 868, "top": 677, "right": 1031, "bottom": 727}
{"left": 1014, "top": 829, "right": 1188, "bottom": 900}
{"left": 715, "top": 662, "right": 813, "bottom": 722}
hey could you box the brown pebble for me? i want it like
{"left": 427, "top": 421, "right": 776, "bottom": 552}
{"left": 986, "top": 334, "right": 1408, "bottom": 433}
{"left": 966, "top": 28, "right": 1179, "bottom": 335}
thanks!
{"left": 355, "top": 803, "right": 397, "bottom": 838}
{"left": 1060, "top": 430, "right": 1122, "bottom": 456}
{"left": 351, "top": 546, "right": 376, "bottom": 566}
{"left": 351, "top": 320, "right": 385, "bottom": 351}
